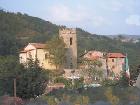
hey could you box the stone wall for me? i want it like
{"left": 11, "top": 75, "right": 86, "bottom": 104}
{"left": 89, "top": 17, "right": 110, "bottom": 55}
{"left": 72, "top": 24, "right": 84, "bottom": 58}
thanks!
{"left": 59, "top": 28, "right": 77, "bottom": 69}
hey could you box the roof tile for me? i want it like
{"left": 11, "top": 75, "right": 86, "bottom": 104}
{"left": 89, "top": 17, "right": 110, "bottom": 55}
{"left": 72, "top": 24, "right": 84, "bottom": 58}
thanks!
{"left": 107, "top": 53, "right": 125, "bottom": 58}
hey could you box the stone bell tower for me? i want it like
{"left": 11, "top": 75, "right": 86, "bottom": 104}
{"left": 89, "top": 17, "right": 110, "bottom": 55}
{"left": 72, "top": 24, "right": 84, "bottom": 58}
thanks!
{"left": 59, "top": 28, "right": 77, "bottom": 69}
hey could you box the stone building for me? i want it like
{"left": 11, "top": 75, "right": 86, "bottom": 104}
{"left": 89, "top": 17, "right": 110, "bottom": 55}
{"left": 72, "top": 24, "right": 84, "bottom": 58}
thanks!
{"left": 59, "top": 28, "right": 77, "bottom": 69}
{"left": 83, "top": 51, "right": 107, "bottom": 77}
{"left": 83, "top": 51, "right": 127, "bottom": 78}
{"left": 107, "top": 53, "right": 126, "bottom": 77}
{"left": 83, "top": 51, "right": 107, "bottom": 70}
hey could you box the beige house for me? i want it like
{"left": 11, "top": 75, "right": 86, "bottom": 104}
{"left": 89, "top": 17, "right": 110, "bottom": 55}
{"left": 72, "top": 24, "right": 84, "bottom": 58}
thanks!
{"left": 19, "top": 43, "right": 56, "bottom": 70}
{"left": 107, "top": 53, "right": 126, "bottom": 77}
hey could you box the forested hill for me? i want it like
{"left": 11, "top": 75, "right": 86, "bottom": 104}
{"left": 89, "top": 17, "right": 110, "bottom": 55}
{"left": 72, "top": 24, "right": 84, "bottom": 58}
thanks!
{"left": 0, "top": 9, "right": 140, "bottom": 79}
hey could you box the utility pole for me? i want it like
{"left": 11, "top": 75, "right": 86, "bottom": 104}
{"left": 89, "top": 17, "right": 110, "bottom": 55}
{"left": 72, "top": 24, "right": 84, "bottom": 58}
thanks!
{"left": 14, "top": 78, "right": 17, "bottom": 105}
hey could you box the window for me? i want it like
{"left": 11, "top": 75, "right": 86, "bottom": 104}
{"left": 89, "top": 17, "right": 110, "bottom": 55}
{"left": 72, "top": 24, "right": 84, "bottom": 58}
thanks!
{"left": 70, "top": 63, "right": 73, "bottom": 69}
{"left": 48, "top": 59, "right": 52, "bottom": 64}
{"left": 70, "top": 37, "right": 72, "bottom": 45}
{"left": 112, "top": 59, "right": 114, "bottom": 62}
{"left": 89, "top": 53, "right": 92, "bottom": 56}
{"left": 112, "top": 65, "right": 115, "bottom": 69}
{"left": 45, "top": 53, "right": 48, "bottom": 59}
{"left": 28, "top": 51, "right": 32, "bottom": 58}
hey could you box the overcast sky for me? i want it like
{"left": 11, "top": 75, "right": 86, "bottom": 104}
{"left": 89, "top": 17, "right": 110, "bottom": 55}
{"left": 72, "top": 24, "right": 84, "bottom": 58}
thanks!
{"left": 0, "top": 0, "right": 140, "bottom": 35}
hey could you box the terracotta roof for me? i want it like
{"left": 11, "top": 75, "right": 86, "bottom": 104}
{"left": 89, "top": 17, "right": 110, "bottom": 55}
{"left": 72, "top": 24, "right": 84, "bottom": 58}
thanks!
{"left": 84, "top": 51, "right": 103, "bottom": 60}
{"left": 20, "top": 49, "right": 34, "bottom": 53}
{"left": 20, "top": 43, "right": 46, "bottom": 53}
{"left": 107, "top": 53, "right": 126, "bottom": 58}
{"left": 20, "top": 50, "right": 27, "bottom": 53}
{"left": 87, "top": 56, "right": 100, "bottom": 60}
{"left": 29, "top": 43, "right": 46, "bottom": 49}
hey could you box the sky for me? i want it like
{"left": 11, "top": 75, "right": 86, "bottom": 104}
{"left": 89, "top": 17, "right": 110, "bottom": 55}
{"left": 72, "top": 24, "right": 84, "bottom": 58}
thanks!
{"left": 0, "top": 0, "right": 140, "bottom": 35}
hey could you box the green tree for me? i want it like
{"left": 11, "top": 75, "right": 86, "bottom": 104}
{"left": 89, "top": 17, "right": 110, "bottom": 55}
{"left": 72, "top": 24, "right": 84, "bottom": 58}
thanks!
{"left": 0, "top": 56, "right": 24, "bottom": 95}
{"left": 16, "top": 59, "right": 49, "bottom": 99}
{"left": 0, "top": 32, "right": 19, "bottom": 56}
{"left": 118, "top": 71, "right": 129, "bottom": 87}
{"left": 54, "top": 77, "right": 72, "bottom": 88}
{"left": 101, "top": 79, "right": 119, "bottom": 87}
{"left": 81, "top": 58, "right": 103, "bottom": 83}
{"left": 45, "top": 36, "right": 66, "bottom": 70}
{"left": 73, "top": 78, "right": 84, "bottom": 89}
{"left": 0, "top": 57, "right": 49, "bottom": 99}
{"left": 131, "top": 65, "right": 140, "bottom": 82}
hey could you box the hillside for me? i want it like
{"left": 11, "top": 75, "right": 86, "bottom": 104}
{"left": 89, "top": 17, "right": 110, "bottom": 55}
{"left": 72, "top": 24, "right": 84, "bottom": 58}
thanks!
{"left": 107, "top": 35, "right": 140, "bottom": 40}
{"left": 0, "top": 9, "right": 140, "bottom": 79}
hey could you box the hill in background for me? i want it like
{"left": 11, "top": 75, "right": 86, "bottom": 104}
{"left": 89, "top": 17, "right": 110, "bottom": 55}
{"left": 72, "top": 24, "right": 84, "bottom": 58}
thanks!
{"left": 0, "top": 9, "right": 140, "bottom": 79}
{"left": 107, "top": 35, "right": 140, "bottom": 39}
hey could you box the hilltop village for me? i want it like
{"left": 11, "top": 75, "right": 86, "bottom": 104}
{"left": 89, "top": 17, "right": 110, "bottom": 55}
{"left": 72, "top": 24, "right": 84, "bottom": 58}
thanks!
{"left": 19, "top": 28, "right": 130, "bottom": 90}
{"left": 0, "top": 10, "right": 140, "bottom": 105}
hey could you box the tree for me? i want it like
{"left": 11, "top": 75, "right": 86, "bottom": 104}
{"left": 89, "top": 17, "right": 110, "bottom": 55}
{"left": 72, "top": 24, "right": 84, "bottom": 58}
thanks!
{"left": 81, "top": 58, "right": 103, "bottom": 83}
{"left": 16, "top": 59, "right": 49, "bottom": 99}
{"left": 0, "top": 56, "right": 49, "bottom": 99}
{"left": 45, "top": 36, "right": 66, "bottom": 70}
{"left": 118, "top": 71, "right": 129, "bottom": 87}
{"left": 54, "top": 77, "right": 72, "bottom": 88}
{"left": 0, "top": 56, "right": 23, "bottom": 95}
{"left": 0, "top": 32, "right": 19, "bottom": 56}
{"left": 73, "top": 77, "right": 84, "bottom": 89}
{"left": 101, "top": 79, "right": 119, "bottom": 87}
{"left": 131, "top": 65, "right": 140, "bottom": 81}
